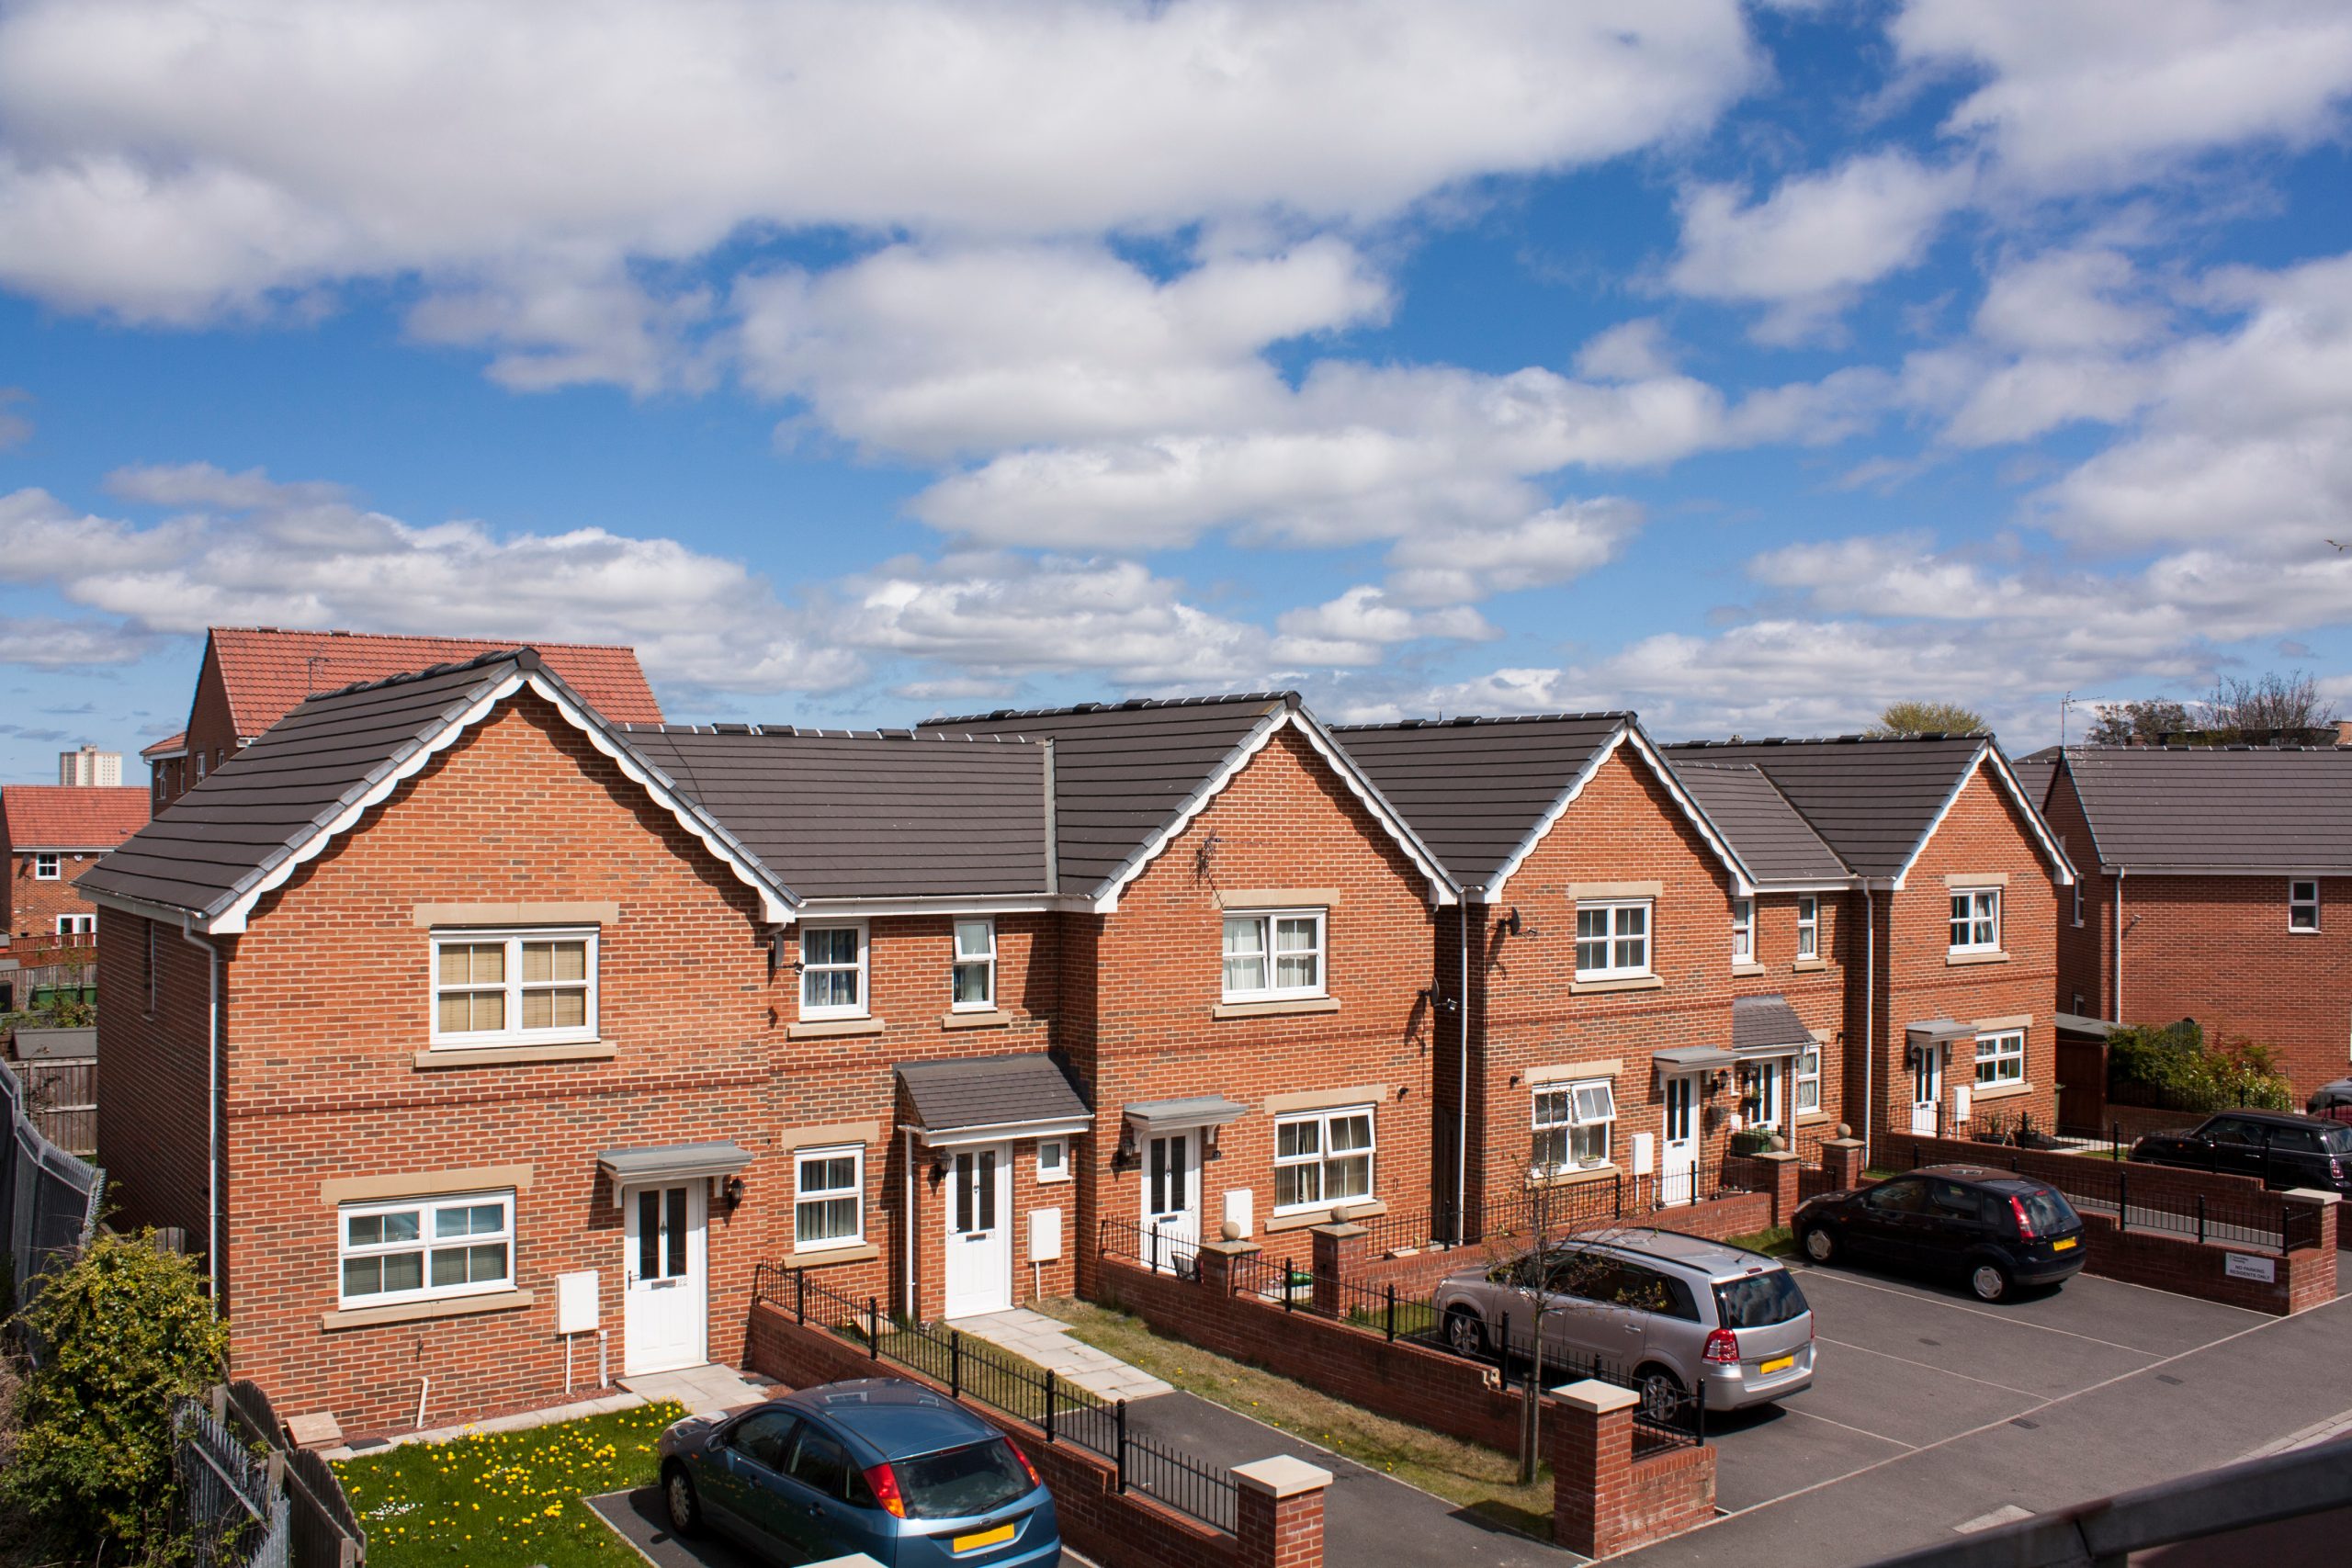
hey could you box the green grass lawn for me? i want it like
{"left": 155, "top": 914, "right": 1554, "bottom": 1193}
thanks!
{"left": 1725, "top": 1225, "right": 1796, "bottom": 1257}
{"left": 1035, "top": 1296, "right": 1555, "bottom": 1539}
{"left": 333, "top": 1401, "right": 685, "bottom": 1567}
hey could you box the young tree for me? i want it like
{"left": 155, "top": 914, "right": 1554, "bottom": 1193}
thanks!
{"left": 2201, "top": 671, "right": 2340, "bottom": 738}
{"left": 2085, "top": 697, "right": 2190, "bottom": 745}
{"left": 1870, "top": 700, "right": 1986, "bottom": 737}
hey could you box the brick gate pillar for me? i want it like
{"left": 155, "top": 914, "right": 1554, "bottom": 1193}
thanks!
{"left": 1821, "top": 1134, "right": 1866, "bottom": 1191}
{"left": 1233, "top": 1455, "right": 1332, "bottom": 1568}
{"left": 1544, "top": 1379, "right": 1640, "bottom": 1557}
{"left": 1751, "top": 1149, "right": 1800, "bottom": 1228}
{"left": 1310, "top": 1223, "right": 1368, "bottom": 1314}
{"left": 1195, "top": 1237, "right": 1261, "bottom": 1296}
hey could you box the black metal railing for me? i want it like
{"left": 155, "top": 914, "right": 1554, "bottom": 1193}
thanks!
{"left": 1903, "top": 1145, "right": 2295, "bottom": 1251}
{"left": 1096, "top": 1216, "right": 1201, "bottom": 1280}
{"left": 754, "top": 1265, "right": 1238, "bottom": 1533}
{"left": 1476, "top": 1314, "right": 1706, "bottom": 1457}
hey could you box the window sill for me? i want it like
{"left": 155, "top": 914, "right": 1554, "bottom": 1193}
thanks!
{"left": 1946, "top": 950, "right": 2010, "bottom": 967}
{"left": 1527, "top": 1164, "right": 1620, "bottom": 1191}
{"left": 941, "top": 1009, "right": 1011, "bottom": 1030}
{"left": 1568, "top": 975, "right": 1664, "bottom": 995}
{"left": 1263, "top": 1200, "right": 1388, "bottom": 1234}
{"left": 413, "top": 1042, "right": 615, "bottom": 1069}
{"left": 322, "top": 1288, "right": 535, "bottom": 1332}
{"left": 1213, "top": 996, "right": 1340, "bottom": 1021}
{"left": 1796, "top": 1110, "right": 1834, "bottom": 1125}
{"left": 1792, "top": 957, "right": 1829, "bottom": 973}
{"left": 1971, "top": 1079, "right": 2033, "bottom": 1102}
{"left": 1731, "top": 962, "right": 1767, "bottom": 977}
{"left": 786, "top": 1017, "right": 887, "bottom": 1040}
{"left": 786, "top": 1240, "right": 881, "bottom": 1266}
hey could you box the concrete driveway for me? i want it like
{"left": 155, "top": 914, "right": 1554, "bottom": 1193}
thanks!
{"left": 1623, "top": 1257, "right": 2352, "bottom": 1566}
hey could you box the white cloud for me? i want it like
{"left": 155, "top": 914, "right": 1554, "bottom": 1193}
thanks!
{"left": 1973, "top": 247, "right": 2166, "bottom": 353}
{"left": 1574, "top": 319, "right": 1680, "bottom": 380}
{"left": 407, "top": 267, "right": 721, "bottom": 396}
{"left": 1894, "top": 0, "right": 2352, "bottom": 192}
{"left": 1383, "top": 498, "right": 1643, "bottom": 605}
{"left": 0, "top": 388, "right": 30, "bottom": 451}
{"left": 0, "top": 0, "right": 1758, "bottom": 322}
{"left": 0, "top": 615, "right": 159, "bottom": 669}
{"left": 1272, "top": 586, "right": 1496, "bottom": 666}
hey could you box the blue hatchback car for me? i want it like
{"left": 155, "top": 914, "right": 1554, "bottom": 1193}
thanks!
{"left": 657, "top": 1377, "right": 1061, "bottom": 1567}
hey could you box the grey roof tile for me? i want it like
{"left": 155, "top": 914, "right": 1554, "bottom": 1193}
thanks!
{"left": 896, "top": 1053, "right": 1092, "bottom": 1133}
{"left": 1661, "top": 734, "right": 1990, "bottom": 879}
{"left": 1732, "top": 994, "right": 1815, "bottom": 1053}
{"left": 2061, "top": 746, "right": 2352, "bottom": 873}
{"left": 1669, "top": 762, "right": 1848, "bottom": 885}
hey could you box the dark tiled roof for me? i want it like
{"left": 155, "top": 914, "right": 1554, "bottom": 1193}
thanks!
{"left": 1, "top": 785, "right": 150, "bottom": 852}
{"left": 2008, "top": 746, "right": 2060, "bottom": 814}
{"left": 208, "top": 626, "right": 664, "bottom": 737}
{"left": 918, "top": 694, "right": 1296, "bottom": 897}
{"left": 1661, "top": 734, "right": 1990, "bottom": 879}
{"left": 2061, "top": 747, "right": 2352, "bottom": 873}
{"left": 1329, "top": 714, "right": 1631, "bottom": 887}
{"left": 896, "top": 1053, "right": 1091, "bottom": 1134}
{"left": 1668, "top": 762, "right": 1847, "bottom": 886}
{"left": 618, "top": 726, "right": 1051, "bottom": 899}
{"left": 1732, "top": 994, "right": 1815, "bottom": 1053}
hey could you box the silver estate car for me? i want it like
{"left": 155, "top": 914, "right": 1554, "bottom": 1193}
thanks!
{"left": 1431, "top": 1228, "right": 1815, "bottom": 1417}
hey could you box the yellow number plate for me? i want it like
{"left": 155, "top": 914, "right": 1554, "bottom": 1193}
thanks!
{"left": 2052, "top": 1236, "right": 2077, "bottom": 1251}
{"left": 1759, "top": 1355, "right": 1796, "bottom": 1375}
{"left": 955, "top": 1523, "right": 1016, "bottom": 1553}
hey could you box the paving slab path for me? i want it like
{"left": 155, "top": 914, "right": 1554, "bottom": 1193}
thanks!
{"left": 952, "top": 1307, "right": 1176, "bottom": 1402}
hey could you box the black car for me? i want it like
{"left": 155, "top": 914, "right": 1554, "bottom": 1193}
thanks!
{"left": 2127, "top": 1110, "right": 2352, "bottom": 1195}
{"left": 1792, "top": 1164, "right": 2086, "bottom": 1302}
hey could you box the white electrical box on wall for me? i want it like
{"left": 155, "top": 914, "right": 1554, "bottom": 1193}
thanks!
{"left": 556, "top": 1269, "right": 599, "bottom": 1335}
{"left": 1631, "top": 1132, "right": 1655, "bottom": 1177}
{"left": 1029, "top": 1208, "right": 1063, "bottom": 1263}
{"left": 1954, "top": 1085, "right": 1973, "bottom": 1122}
{"left": 1225, "top": 1188, "right": 1255, "bottom": 1239}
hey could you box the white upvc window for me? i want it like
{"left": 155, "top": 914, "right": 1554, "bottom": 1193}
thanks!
{"left": 1796, "top": 1044, "right": 1822, "bottom": 1113}
{"left": 1035, "top": 1137, "right": 1069, "bottom": 1183}
{"left": 54, "top": 914, "right": 95, "bottom": 936}
{"left": 1796, "top": 896, "right": 1820, "bottom": 960}
{"left": 2290, "top": 878, "right": 2320, "bottom": 932}
{"left": 1574, "top": 901, "right": 1651, "bottom": 979}
{"left": 1273, "top": 1106, "right": 1374, "bottom": 1212}
{"left": 793, "top": 1145, "right": 864, "bottom": 1252}
{"left": 2073, "top": 881, "right": 2085, "bottom": 928}
{"left": 1731, "top": 898, "right": 1754, "bottom": 964}
{"left": 1975, "top": 1029, "right": 2026, "bottom": 1086}
{"left": 430, "top": 928, "right": 598, "bottom": 1047}
{"left": 952, "top": 919, "right": 997, "bottom": 1010}
{"left": 1222, "top": 909, "right": 1325, "bottom": 1001}
{"left": 1532, "top": 1079, "right": 1616, "bottom": 1173}
{"left": 800, "top": 923, "right": 868, "bottom": 1019}
{"left": 32, "top": 852, "right": 60, "bottom": 880}
{"left": 338, "top": 1190, "right": 514, "bottom": 1307}
{"left": 1950, "top": 887, "right": 2001, "bottom": 953}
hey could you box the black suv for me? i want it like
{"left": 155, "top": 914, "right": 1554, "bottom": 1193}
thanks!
{"left": 1792, "top": 1164, "right": 2086, "bottom": 1302}
{"left": 2128, "top": 1110, "right": 2352, "bottom": 1194}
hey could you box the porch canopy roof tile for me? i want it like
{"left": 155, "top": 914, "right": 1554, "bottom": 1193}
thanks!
{"left": 1652, "top": 1045, "right": 1736, "bottom": 1072}
{"left": 596, "top": 1141, "right": 754, "bottom": 1185}
{"left": 1905, "top": 1016, "right": 1975, "bottom": 1043}
{"left": 897, "top": 1052, "right": 1091, "bottom": 1140}
{"left": 1121, "top": 1095, "right": 1250, "bottom": 1131}
{"left": 1732, "top": 994, "right": 1815, "bottom": 1055}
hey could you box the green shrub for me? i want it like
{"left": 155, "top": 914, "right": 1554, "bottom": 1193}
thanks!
{"left": 2109, "top": 1021, "right": 2293, "bottom": 1113}
{"left": 6, "top": 1231, "right": 227, "bottom": 1558}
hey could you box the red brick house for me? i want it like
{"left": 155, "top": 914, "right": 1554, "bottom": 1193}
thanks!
{"left": 1664, "top": 736, "right": 2075, "bottom": 1158}
{"left": 2043, "top": 746, "right": 2352, "bottom": 1097}
{"left": 153, "top": 626, "right": 665, "bottom": 809}
{"left": 2, "top": 783, "right": 149, "bottom": 955}
{"left": 86, "top": 666, "right": 1456, "bottom": 1433}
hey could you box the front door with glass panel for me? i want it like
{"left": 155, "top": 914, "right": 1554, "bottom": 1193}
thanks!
{"left": 1142, "top": 1130, "right": 1198, "bottom": 1272}
{"left": 944, "top": 1144, "right": 1012, "bottom": 1318}
{"left": 623, "top": 1182, "right": 707, "bottom": 1375}
{"left": 1659, "top": 1075, "right": 1700, "bottom": 1206}
{"left": 1751, "top": 1059, "right": 1784, "bottom": 1138}
{"left": 1910, "top": 1044, "right": 1942, "bottom": 1134}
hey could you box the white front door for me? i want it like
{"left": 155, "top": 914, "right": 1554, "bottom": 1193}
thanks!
{"left": 1910, "top": 1045, "right": 1942, "bottom": 1134}
{"left": 623, "top": 1182, "right": 707, "bottom": 1375}
{"left": 1142, "top": 1130, "right": 1199, "bottom": 1271}
{"left": 1753, "top": 1059, "right": 1785, "bottom": 1137}
{"left": 944, "top": 1144, "right": 1012, "bottom": 1319}
{"left": 1660, "top": 1076, "right": 1700, "bottom": 1206}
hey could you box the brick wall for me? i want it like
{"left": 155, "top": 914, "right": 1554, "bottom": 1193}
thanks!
{"left": 1544, "top": 1386, "right": 1715, "bottom": 1558}
{"left": 1340, "top": 1189, "right": 1774, "bottom": 1299}
{"left": 2043, "top": 768, "right": 2110, "bottom": 1020}
{"left": 7, "top": 852, "right": 107, "bottom": 946}
{"left": 94, "top": 911, "right": 215, "bottom": 1248}
{"left": 173, "top": 644, "right": 240, "bottom": 807}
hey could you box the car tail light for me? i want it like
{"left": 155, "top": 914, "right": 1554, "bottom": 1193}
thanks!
{"left": 1005, "top": 1438, "right": 1044, "bottom": 1489}
{"left": 2009, "top": 1195, "right": 2037, "bottom": 1240}
{"left": 1703, "top": 1328, "right": 1740, "bottom": 1365}
{"left": 863, "top": 1462, "right": 906, "bottom": 1518}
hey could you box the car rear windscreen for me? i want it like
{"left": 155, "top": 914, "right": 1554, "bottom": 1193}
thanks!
{"left": 2315, "top": 1123, "right": 2352, "bottom": 1155}
{"left": 2018, "top": 1189, "right": 2077, "bottom": 1234}
{"left": 896, "top": 1438, "right": 1033, "bottom": 1521}
{"left": 1713, "top": 1269, "right": 1807, "bottom": 1328}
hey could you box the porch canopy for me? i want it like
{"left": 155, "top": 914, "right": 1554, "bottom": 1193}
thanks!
{"left": 1732, "top": 994, "right": 1815, "bottom": 1056}
{"left": 1905, "top": 1017, "right": 1975, "bottom": 1043}
{"left": 897, "top": 1052, "right": 1093, "bottom": 1149}
{"left": 1121, "top": 1096, "right": 1249, "bottom": 1134}
{"left": 597, "top": 1141, "right": 754, "bottom": 1206}
{"left": 1652, "top": 1044, "right": 1736, "bottom": 1086}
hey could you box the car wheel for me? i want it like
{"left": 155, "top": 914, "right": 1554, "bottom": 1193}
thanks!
{"left": 1801, "top": 1224, "right": 1838, "bottom": 1264}
{"left": 662, "top": 1462, "right": 701, "bottom": 1539}
{"left": 1442, "top": 1305, "right": 1487, "bottom": 1359}
{"left": 1969, "top": 1261, "right": 2011, "bottom": 1303}
{"left": 1635, "top": 1363, "right": 1689, "bottom": 1423}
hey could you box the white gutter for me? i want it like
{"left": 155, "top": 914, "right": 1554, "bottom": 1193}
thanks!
{"left": 181, "top": 919, "right": 220, "bottom": 1300}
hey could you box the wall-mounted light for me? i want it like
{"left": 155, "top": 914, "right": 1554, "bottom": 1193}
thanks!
{"left": 721, "top": 1175, "right": 746, "bottom": 1213}
{"left": 1499, "top": 907, "right": 1538, "bottom": 939}
{"left": 1112, "top": 1120, "right": 1138, "bottom": 1172}
{"left": 1200, "top": 1122, "right": 1221, "bottom": 1156}
{"left": 929, "top": 1148, "right": 953, "bottom": 1185}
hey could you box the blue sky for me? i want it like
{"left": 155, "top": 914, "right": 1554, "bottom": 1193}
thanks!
{"left": 3, "top": 0, "right": 2350, "bottom": 780}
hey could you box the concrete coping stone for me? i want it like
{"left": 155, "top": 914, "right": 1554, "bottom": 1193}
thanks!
{"left": 1198, "top": 1238, "right": 1263, "bottom": 1258}
{"left": 1232, "top": 1455, "right": 1335, "bottom": 1498}
{"left": 1311, "top": 1223, "right": 1369, "bottom": 1238}
{"left": 1551, "top": 1378, "right": 1642, "bottom": 1416}
{"left": 1748, "top": 1149, "right": 1799, "bottom": 1164}
{"left": 1823, "top": 1136, "right": 1865, "bottom": 1149}
{"left": 2282, "top": 1188, "right": 2341, "bottom": 1205}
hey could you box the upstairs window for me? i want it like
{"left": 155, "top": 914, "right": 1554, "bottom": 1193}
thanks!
{"left": 1731, "top": 898, "right": 1754, "bottom": 964}
{"left": 800, "top": 924, "right": 867, "bottom": 1019}
{"left": 2290, "top": 879, "right": 2320, "bottom": 932}
{"left": 1975, "top": 1029, "right": 2026, "bottom": 1086}
{"left": 1532, "top": 1079, "right": 1615, "bottom": 1173}
{"left": 1796, "top": 896, "right": 1819, "bottom": 960}
{"left": 1576, "top": 901, "right": 1650, "bottom": 979}
{"left": 1796, "top": 1044, "right": 1822, "bottom": 1113}
{"left": 1222, "top": 910, "right": 1324, "bottom": 1001}
{"left": 1950, "top": 888, "right": 2001, "bottom": 953}
{"left": 1273, "top": 1106, "right": 1373, "bottom": 1211}
{"left": 952, "top": 919, "right": 996, "bottom": 1010}
{"left": 33, "top": 852, "right": 60, "bottom": 880}
{"left": 339, "top": 1190, "right": 514, "bottom": 1307}
{"left": 431, "top": 929, "right": 597, "bottom": 1047}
